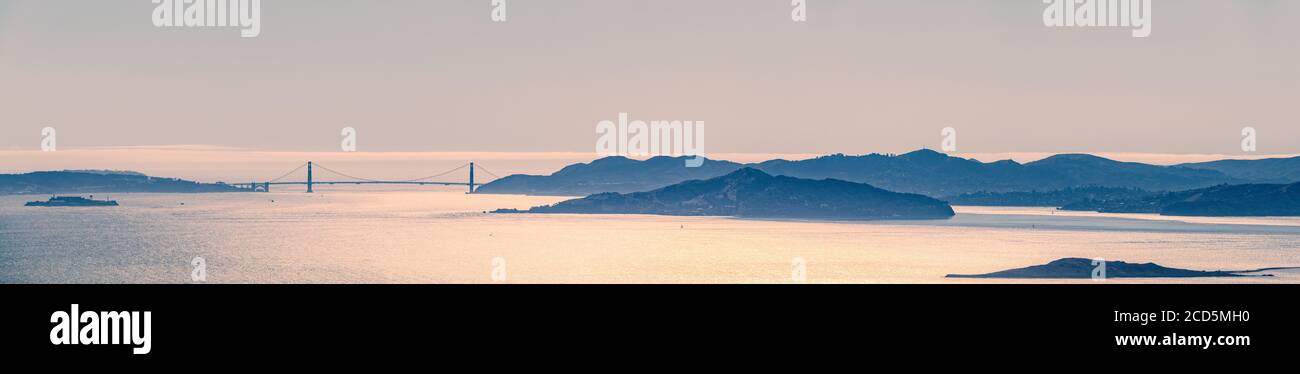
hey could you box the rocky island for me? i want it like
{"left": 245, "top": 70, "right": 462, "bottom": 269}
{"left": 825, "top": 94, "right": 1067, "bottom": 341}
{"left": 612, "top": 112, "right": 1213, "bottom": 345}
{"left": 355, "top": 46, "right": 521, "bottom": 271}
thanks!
{"left": 946, "top": 258, "right": 1295, "bottom": 279}
{"left": 494, "top": 168, "right": 956, "bottom": 220}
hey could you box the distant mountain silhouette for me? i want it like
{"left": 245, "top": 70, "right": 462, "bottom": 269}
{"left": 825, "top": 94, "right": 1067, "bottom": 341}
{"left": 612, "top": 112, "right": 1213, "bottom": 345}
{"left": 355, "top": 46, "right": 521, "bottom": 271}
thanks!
{"left": 757, "top": 151, "right": 1233, "bottom": 197}
{"left": 749, "top": 150, "right": 1048, "bottom": 197}
{"left": 474, "top": 156, "right": 743, "bottom": 196}
{"left": 477, "top": 149, "right": 1246, "bottom": 197}
{"left": 0, "top": 171, "right": 243, "bottom": 194}
{"left": 1024, "top": 154, "right": 1230, "bottom": 190}
{"left": 494, "top": 168, "right": 955, "bottom": 220}
{"left": 1178, "top": 156, "right": 1300, "bottom": 184}
{"left": 1062, "top": 181, "right": 1300, "bottom": 216}
{"left": 946, "top": 258, "right": 1268, "bottom": 279}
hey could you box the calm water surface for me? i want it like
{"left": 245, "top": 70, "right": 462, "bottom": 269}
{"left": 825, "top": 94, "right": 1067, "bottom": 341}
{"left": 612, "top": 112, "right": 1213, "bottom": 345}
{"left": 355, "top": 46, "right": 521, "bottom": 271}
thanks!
{"left": 2, "top": 189, "right": 1299, "bottom": 283}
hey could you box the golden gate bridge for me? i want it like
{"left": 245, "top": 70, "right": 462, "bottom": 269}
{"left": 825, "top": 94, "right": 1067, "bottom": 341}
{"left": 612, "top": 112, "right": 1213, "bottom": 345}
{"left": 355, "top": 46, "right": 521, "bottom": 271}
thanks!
{"left": 228, "top": 161, "right": 504, "bottom": 193}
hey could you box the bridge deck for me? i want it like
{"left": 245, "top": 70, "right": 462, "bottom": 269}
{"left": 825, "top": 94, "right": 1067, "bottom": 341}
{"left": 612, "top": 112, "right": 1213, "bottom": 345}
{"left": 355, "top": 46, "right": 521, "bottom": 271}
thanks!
{"left": 225, "top": 161, "right": 492, "bottom": 192}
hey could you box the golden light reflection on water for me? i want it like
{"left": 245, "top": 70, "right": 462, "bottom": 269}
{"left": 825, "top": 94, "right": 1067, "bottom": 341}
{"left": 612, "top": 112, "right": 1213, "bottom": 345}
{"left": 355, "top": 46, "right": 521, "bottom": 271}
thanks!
{"left": 2, "top": 190, "right": 1299, "bottom": 284}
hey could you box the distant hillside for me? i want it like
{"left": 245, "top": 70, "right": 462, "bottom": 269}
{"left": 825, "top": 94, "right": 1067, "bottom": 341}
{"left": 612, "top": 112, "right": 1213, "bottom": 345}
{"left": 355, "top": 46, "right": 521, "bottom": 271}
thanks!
{"left": 0, "top": 171, "right": 244, "bottom": 194}
{"left": 477, "top": 149, "right": 1243, "bottom": 197}
{"left": 946, "top": 186, "right": 1153, "bottom": 207}
{"left": 1062, "top": 182, "right": 1300, "bottom": 216}
{"left": 1178, "top": 156, "right": 1300, "bottom": 184}
{"left": 757, "top": 151, "right": 1227, "bottom": 197}
{"left": 58, "top": 170, "right": 147, "bottom": 176}
{"left": 749, "top": 150, "right": 1047, "bottom": 197}
{"left": 1022, "top": 154, "right": 1229, "bottom": 192}
{"left": 495, "top": 168, "right": 955, "bottom": 220}
{"left": 474, "top": 156, "right": 743, "bottom": 196}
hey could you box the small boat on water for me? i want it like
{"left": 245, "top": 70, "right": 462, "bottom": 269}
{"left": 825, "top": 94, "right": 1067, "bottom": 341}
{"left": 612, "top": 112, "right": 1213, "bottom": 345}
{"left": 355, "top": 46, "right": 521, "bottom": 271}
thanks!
{"left": 25, "top": 195, "right": 119, "bottom": 207}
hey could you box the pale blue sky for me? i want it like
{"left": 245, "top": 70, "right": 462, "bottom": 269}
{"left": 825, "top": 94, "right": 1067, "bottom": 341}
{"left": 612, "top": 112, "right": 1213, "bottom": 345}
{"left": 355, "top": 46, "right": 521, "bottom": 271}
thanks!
{"left": 1, "top": 0, "right": 1297, "bottom": 156}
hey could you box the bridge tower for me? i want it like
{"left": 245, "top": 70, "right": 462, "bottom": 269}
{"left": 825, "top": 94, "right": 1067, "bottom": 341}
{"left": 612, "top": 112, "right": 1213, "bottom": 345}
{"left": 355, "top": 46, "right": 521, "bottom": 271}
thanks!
{"left": 307, "top": 161, "right": 314, "bottom": 193}
{"left": 468, "top": 161, "right": 475, "bottom": 193}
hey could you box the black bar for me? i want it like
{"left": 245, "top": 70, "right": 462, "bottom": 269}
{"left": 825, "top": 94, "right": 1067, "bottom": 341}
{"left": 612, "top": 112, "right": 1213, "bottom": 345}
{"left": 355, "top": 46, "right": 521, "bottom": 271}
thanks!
{"left": 1, "top": 284, "right": 1291, "bottom": 362}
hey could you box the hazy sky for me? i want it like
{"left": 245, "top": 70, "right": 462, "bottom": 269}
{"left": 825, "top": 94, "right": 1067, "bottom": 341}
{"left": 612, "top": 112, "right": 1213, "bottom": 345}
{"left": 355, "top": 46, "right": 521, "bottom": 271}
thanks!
{"left": 2, "top": 0, "right": 1297, "bottom": 157}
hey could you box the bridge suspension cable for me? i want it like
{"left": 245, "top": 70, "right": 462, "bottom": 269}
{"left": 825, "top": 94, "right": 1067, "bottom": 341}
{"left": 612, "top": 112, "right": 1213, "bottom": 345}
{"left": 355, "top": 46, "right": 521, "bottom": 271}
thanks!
{"left": 401, "top": 163, "right": 470, "bottom": 182}
{"left": 472, "top": 164, "right": 503, "bottom": 180}
{"left": 247, "top": 161, "right": 504, "bottom": 190}
{"left": 266, "top": 162, "right": 308, "bottom": 183}
{"left": 309, "top": 163, "right": 386, "bottom": 183}
{"left": 309, "top": 162, "right": 489, "bottom": 183}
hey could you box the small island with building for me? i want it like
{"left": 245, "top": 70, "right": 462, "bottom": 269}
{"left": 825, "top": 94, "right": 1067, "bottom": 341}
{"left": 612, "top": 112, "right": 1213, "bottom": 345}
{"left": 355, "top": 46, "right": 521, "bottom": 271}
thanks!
{"left": 25, "top": 196, "right": 119, "bottom": 207}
